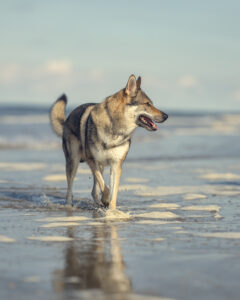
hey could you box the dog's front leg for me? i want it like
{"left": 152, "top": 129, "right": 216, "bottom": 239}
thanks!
{"left": 91, "top": 165, "right": 105, "bottom": 206}
{"left": 91, "top": 174, "right": 102, "bottom": 205}
{"left": 109, "top": 162, "right": 122, "bottom": 209}
{"left": 88, "top": 160, "right": 110, "bottom": 207}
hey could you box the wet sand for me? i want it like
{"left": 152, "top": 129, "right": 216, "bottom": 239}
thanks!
{"left": 1, "top": 110, "right": 240, "bottom": 300}
{"left": 1, "top": 157, "right": 240, "bottom": 300}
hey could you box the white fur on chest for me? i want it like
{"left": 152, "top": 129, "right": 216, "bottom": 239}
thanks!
{"left": 91, "top": 142, "right": 129, "bottom": 165}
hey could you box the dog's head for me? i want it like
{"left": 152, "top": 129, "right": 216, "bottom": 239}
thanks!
{"left": 124, "top": 75, "right": 168, "bottom": 131}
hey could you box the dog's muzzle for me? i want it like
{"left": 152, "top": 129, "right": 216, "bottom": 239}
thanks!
{"left": 154, "top": 112, "right": 168, "bottom": 123}
{"left": 138, "top": 112, "right": 168, "bottom": 131}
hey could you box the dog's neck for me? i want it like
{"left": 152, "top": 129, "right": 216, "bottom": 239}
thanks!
{"left": 89, "top": 90, "right": 139, "bottom": 149}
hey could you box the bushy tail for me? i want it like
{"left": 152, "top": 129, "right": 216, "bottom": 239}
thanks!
{"left": 50, "top": 94, "right": 67, "bottom": 137}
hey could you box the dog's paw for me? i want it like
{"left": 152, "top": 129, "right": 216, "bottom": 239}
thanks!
{"left": 101, "top": 196, "right": 110, "bottom": 208}
{"left": 66, "top": 194, "right": 73, "bottom": 206}
{"left": 94, "top": 200, "right": 105, "bottom": 208}
{"left": 102, "top": 201, "right": 109, "bottom": 208}
{"left": 101, "top": 187, "right": 110, "bottom": 207}
{"left": 95, "top": 208, "right": 131, "bottom": 219}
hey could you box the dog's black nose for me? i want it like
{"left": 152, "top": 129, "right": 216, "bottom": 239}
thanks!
{"left": 163, "top": 113, "right": 168, "bottom": 121}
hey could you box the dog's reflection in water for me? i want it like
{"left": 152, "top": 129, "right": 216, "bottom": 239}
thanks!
{"left": 53, "top": 216, "right": 131, "bottom": 296}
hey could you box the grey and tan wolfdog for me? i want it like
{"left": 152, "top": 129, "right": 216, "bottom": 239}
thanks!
{"left": 50, "top": 75, "right": 168, "bottom": 209}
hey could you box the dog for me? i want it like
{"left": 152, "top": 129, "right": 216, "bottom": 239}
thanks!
{"left": 50, "top": 74, "right": 168, "bottom": 209}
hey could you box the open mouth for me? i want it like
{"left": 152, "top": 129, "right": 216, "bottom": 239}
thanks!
{"left": 138, "top": 115, "right": 158, "bottom": 131}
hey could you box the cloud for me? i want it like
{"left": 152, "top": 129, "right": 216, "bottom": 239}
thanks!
{"left": 88, "top": 68, "right": 104, "bottom": 82}
{"left": 178, "top": 75, "right": 198, "bottom": 89}
{"left": 0, "top": 60, "right": 110, "bottom": 102}
{"left": 0, "top": 63, "right": 21, "bottom": 84}
{"left": 143, "top": 75, "right": 169, "bottom": 89}
{"left": 0, "top": 60, "right": 74, "bottom": 87}
{"left": 44, "top": 60, "right": 73, "bottom": 75}
{"left": 232, "top": 89, "right": 240, "bottom": 102}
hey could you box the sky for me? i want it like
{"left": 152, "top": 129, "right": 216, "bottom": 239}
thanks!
{"left": 0, "top": 0, "right": 240, "bottom": 111}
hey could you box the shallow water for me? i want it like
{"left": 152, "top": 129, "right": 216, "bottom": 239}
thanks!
{"left": 0, "top": 106, "right": 240, "bottom": 300}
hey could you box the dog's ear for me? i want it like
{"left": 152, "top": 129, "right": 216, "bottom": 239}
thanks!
{"left": 125, "top": 74, "right": 137, "bottom": 97}
{"left": 136, "top": 76, "right": 141, "bottom": 89}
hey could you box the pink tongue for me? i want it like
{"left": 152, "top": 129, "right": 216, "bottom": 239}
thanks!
{"left": 152, "top": 123, "right": 158, "bottom": 130}
{"left": 144, "top": 117, "right": 158, "bottom": 130}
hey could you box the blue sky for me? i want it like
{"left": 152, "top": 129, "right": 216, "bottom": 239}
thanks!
{"left": 0, "top": 0, "right": 240, "bottom": 111}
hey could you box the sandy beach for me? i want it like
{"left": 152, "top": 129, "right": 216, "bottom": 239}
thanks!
{"left": 1, "top": 107, "right": 240, "bottom": 300}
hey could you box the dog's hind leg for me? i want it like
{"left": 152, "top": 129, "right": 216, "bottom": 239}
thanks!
{"left": 63, "top": 136, "right": 80, "bottom": 205}
{"left": 65, "top": 157, "right": 79, "bottom": 205}
{"left": 88, "top": 160, "right": 110, "bottom": 207}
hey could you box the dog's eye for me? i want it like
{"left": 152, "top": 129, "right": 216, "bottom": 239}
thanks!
{"left": 128, "top": 100, "right": 138, "bottom": 106}
{"left": 145, "top": 102, "right": 151, "bottom": 106}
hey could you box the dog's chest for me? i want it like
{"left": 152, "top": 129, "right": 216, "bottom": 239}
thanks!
{"left": 91, "top": 141, "right": 130, "bottom": 164}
